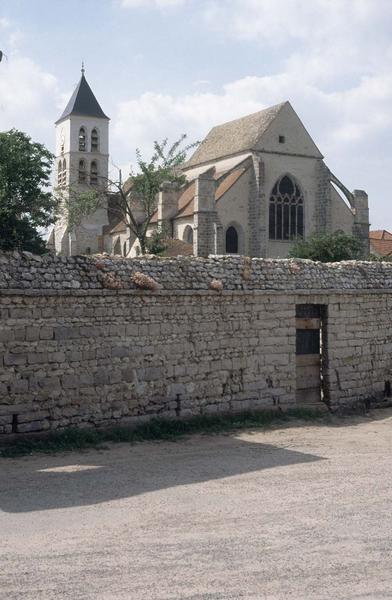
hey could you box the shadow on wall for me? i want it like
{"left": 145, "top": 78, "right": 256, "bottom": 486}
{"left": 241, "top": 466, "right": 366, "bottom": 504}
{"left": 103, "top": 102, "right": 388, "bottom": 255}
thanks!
{"left": 0, "top": 434, "right": 325, "bottom": 513}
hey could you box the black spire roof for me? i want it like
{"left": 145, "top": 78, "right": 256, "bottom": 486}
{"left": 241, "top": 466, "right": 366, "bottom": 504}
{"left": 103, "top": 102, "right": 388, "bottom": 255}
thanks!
{"left": 56, "top": 71, "right": 109, "bottom": 124}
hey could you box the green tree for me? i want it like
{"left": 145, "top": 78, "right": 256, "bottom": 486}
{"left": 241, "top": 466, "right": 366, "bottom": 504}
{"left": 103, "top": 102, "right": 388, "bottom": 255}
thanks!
{"left": 288, "top": 231, "right": 361, "bottom": 262}
{"left": 65, "top": 135, "right": 198, "bottom": 255}
{"left": 0, "top": 129, "right": 57, "bottom": 253}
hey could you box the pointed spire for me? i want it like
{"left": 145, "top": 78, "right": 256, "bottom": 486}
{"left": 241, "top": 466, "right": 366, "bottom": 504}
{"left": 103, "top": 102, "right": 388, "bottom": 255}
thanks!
{"left": 56, "top": 69, "right": 109, "bottom": 124}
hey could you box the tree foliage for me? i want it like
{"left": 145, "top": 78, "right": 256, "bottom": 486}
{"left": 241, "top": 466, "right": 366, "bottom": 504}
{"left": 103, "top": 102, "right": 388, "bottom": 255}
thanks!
{"left": 65, "top": 135, "right": 198, "bottom": 255}
{"left": 0, "top": 129, "right": 57, "bottom": 253}
{"left": 288, "top": 231, "right": 361, "bottom": 262}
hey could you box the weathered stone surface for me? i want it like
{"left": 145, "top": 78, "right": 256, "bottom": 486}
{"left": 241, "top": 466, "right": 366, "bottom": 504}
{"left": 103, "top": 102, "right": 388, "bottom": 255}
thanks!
{"left": 0, "top": 255, "right": 391, "bottom": 436}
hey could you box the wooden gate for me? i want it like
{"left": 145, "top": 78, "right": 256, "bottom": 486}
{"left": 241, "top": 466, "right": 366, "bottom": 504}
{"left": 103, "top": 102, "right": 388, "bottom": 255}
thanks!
{"left": 296, "top": 305, "right": 323, "bottom": 406}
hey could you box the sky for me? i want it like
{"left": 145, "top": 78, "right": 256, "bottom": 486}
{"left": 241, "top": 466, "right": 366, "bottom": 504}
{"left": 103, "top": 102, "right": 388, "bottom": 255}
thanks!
{"left": 0, "top": 0, "right": 391, "bottom": 230}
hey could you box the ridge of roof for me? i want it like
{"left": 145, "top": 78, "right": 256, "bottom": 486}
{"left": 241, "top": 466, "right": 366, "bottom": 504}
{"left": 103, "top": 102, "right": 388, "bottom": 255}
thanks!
{"left": 56, "top": 73, "right": 109, "bottom": 124}
{"left": 185, "top": 101, "right": 288, "bottom": 168}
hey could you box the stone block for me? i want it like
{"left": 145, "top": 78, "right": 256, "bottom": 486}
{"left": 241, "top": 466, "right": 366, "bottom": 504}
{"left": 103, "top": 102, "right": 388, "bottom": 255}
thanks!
{"left": 4, "top": 353, "right": 27, "bottom": 366}
{"left": 28, "top": 352, "right": 48, "bottom": 365}
{"left": 62, "top": 374, "right": 79, "bottom": 389}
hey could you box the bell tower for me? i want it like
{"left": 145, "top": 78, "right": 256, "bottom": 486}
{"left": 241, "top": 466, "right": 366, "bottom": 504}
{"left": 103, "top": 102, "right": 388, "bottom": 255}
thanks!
{"left": 52, "top": 66, "right": 110, "bottom": 255}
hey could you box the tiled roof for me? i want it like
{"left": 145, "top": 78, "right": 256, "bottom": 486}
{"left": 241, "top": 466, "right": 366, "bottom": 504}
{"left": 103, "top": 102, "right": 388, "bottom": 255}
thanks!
{"left": 56, "top": 73, "right": 109, "bottom": 124}
{"left": 216, "top": 168, "right": 247, "bottom": 201}
{"left": 185, "top": 102, "right": 287, "bottom": 167}
{"left": 370, "top": 239, "right": 392, "bottom": 257}
{"left": 176, "top": 182, "right": 196, "bottom": 218}
{"left": 369, "top": 230, "right": 392, "bottom": 240}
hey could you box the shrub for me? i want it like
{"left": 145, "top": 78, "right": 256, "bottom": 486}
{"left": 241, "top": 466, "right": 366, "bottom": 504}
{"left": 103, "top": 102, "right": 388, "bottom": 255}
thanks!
{"left": 289, "top": 231, "right": 361, "bottom": 262}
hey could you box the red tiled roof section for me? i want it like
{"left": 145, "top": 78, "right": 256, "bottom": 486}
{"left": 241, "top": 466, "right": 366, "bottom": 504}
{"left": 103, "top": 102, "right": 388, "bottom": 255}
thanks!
{"left": 370, "top": 239, "right": 392, "bottom": 257}
{"left": 216, "top": 168, "right": 247, "bottom": 202}
{"left": 176, "top": 182, "right": 196, "bottom": 218}
{"left": 369, "top": 230, "right": 392, "bottom": 240}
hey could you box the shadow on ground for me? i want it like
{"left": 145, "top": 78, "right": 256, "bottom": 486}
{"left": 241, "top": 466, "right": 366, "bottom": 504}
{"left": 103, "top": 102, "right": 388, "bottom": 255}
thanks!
{"left": 0, "top": 435, "right": 325, "bottom": 513}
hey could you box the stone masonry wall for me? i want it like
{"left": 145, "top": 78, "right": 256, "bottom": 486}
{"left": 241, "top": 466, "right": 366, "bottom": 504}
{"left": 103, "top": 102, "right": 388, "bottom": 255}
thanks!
{"left": 1, "top": 252, "right": 392, "bottom": 436}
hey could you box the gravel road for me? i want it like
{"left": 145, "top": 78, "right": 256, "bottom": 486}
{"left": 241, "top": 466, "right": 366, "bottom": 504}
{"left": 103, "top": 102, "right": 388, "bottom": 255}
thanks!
{"left": 1, "top": 410, "right": 392, "bottom": 599}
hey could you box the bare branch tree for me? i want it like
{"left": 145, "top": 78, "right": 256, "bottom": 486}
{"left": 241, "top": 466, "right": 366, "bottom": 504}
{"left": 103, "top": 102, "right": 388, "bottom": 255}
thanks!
{"left": 58, "top": 135, "right": 198, "bottom": 255}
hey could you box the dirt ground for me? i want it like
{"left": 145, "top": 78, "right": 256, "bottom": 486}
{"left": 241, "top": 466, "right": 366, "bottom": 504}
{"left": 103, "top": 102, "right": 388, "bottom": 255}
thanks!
{"left": 1, "top": 409, "right": 392, "bottom": 600}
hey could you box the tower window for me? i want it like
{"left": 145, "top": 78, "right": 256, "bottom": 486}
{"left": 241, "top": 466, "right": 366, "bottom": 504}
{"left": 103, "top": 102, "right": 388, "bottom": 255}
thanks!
{"left": 269, "top": 175, "right": 304, "bottom": 241}
{"left": 58, "top": 159, "right": 66, "bottom": 187}
{"left": 279, "top": 135, "right": 285, "bottom": 144}
{"left": 79, "top": 127, "right": 86, "bottom": 152}
{"left": 91, "top": 128, "right": 99, "bottom": 152}
{"left": 90, "top": 160, "right": 98, "bottom": 186}
{"left": 62, "top": 158, "right": 67, "bottom": 186}
{"left": 78, "top": 159, "right": 86, "bottom": 184}
{"left": 225, "top": 226, "right": 239, "bottom": 254}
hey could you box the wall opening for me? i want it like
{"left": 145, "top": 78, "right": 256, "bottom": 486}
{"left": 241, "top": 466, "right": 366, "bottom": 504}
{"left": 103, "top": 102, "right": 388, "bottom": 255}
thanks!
{"left": 295, "top": 304, "right": 328, "bottom": 407}
{"left": 225, "top": 226, "right": 238, "bottom": 253}
{"left": 385, "top": 380, "right": 391, "bottom": 398}
{"left": 12, "top": 414, "right": 18, "bottom": 434}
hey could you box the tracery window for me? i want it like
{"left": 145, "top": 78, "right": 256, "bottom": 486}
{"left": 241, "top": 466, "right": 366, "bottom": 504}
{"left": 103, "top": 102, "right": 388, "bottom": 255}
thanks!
{"left": 78, "top": 159, "right": 86, "bottom": 184}
{"left": 269, "top": 175, "right": 304, "bottom": 240}
{"left": 226, "top": 225, "right": 239, "bottom": 253}
{"left": 79, "top": 127, "right": 86, "bottom": 152}
{"left": 91, "top": 128, "right": 99, "bottom": 152}
{"left": 90, "top": 160, "right": 98, "bottom": 185}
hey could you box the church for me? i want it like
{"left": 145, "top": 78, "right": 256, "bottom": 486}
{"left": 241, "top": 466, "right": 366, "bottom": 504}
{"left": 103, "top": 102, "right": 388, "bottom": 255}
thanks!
{"left": 49, "top": 70, "right": 370, "bottom": 258}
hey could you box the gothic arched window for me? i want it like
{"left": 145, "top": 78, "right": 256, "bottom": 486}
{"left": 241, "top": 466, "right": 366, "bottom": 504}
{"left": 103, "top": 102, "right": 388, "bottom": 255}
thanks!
{"left": 79, "top": 127, "right": 86, "bottom": 152}
{"left": 183, "top": 225, "right": 193, "bottom": 245}
{"left": 57, "top": 160, "right": 62, "bottom": 186}
{"left": 269, "top": 175, "right": 304, "bottom": 240}
{"left": 226, "top": 225, "right": 239, "bottom": 253}
{"left": 90, "top": 160, "right": 98, "bottom": 186}
{"left": 91, "top": 128, "right": 99, "bottom": 152}
{"left": 78, "top": 159, "right": 86, "bottom": 184}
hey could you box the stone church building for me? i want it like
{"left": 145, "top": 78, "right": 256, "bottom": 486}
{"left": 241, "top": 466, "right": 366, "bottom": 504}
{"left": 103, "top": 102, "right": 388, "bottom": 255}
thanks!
{"left": 49, "top": 71, "right": 370, "bottom": 258}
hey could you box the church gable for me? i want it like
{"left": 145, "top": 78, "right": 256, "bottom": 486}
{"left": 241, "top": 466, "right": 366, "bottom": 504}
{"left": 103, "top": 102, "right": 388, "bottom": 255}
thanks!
{"left": 256, "top": 102, "right": 323, "bottom": 158}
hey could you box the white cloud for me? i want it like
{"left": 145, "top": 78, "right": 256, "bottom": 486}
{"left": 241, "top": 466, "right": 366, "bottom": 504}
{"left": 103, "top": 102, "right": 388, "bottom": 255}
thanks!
{"left": 120, "top": 0, "right": 185, "bottom": 8}
{"left": 0, "top": 21, "right": 60, "bottom": 151}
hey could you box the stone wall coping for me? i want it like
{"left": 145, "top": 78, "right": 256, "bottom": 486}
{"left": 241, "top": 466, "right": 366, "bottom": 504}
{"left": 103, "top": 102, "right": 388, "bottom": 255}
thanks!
{"left": 1, "top": 287, "right": 392, "bottom": 298}
{"left": 1, "top": 253, "right": 392, "bottom": 293}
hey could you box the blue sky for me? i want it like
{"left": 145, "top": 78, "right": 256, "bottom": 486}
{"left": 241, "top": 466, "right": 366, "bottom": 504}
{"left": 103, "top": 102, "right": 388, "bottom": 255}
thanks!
{"left": 1, "top": 0, "right": 391, "bottom": 230}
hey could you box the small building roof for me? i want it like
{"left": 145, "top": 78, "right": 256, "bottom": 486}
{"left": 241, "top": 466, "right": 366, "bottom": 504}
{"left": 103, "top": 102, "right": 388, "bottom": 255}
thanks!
{"left": 56, "top": 72, "right": 109, "bottom": 124}
{"left": 185, "top": 102, "right": 287, "bottom": 168}
{"left": 369, "top": 230, "right": 392, "bottom": 257}
{"left": 369, "top": 230, "right": 392, "bottom": 240}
